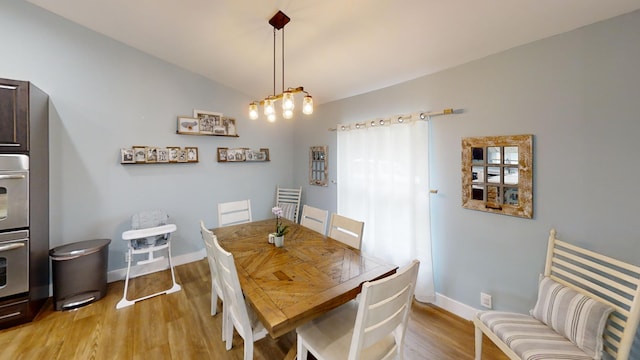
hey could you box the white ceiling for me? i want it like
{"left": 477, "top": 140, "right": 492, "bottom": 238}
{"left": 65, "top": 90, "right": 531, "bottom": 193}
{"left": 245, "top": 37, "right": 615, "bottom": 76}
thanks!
{"left": 25, "top": 0, "right": 640, "bottom": 105}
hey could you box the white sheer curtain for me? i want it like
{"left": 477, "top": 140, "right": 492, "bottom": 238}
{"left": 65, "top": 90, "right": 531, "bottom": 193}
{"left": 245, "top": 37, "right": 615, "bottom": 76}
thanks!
{"left": 337, "top": 114, "right": 435, "bottom": 303}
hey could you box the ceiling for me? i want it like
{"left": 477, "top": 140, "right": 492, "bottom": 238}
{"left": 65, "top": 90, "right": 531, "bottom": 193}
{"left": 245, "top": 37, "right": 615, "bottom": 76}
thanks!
{"left": 25, "top": 0, "right": 640, "bottom": 105}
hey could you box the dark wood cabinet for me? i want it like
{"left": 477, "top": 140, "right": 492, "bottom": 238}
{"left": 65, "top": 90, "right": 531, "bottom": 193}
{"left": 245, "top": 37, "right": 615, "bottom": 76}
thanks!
{"left": 0, "top": 79, "right": 29, "bottom": 152}
{"left": 0, "top": 78, "right": 49, "bottom": 328}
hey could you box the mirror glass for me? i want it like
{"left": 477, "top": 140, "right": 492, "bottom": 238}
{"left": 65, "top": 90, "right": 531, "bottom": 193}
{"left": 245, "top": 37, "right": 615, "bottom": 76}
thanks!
{"left": 504, "top": 146, "right": 519, "bottom": 165}
{"left": 487, "top": 147, "right": 501, "bottom": 164}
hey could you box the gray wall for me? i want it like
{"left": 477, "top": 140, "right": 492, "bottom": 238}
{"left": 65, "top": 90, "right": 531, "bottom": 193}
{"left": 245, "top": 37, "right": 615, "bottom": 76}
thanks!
{"left": 4, "top": 0, "right": 640, "bottom": 316}
{"left": 294, "top": 10, "right": 640, "bottom": 313}
{"left": 0, "top": 1, "right": 295, "bottom": 273}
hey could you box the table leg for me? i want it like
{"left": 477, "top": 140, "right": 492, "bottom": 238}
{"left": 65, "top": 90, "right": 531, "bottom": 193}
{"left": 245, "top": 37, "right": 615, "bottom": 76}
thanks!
{"left": 284, "top": 337, "right": 297, "bottom": 360}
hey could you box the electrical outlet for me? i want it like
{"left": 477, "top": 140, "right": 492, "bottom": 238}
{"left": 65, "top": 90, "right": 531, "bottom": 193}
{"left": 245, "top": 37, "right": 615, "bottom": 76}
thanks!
{"left": 480, "top": 292, "right": 492, "bottom": 309}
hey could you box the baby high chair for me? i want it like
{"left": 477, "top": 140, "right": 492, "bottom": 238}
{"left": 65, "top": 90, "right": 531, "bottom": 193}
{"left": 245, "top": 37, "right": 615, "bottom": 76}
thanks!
{"left": 116, "top": 209, "right": 181, "bottom": 309}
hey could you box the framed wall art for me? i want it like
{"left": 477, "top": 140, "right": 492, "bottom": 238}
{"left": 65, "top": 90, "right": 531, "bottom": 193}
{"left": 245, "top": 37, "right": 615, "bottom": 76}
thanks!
{"left": 177, "top": 116, "right": 200, "bottom": 134}
{"left": 217, "top": 147, "right": 269, "bottom": 162}
{"left": 461, "top": 134, "right": 533, "bottom": 218}
{"left": 176, "top": 110, "right": 239, "bottom": 137}
{"left": 120, "top": 146, "right": 198, "bottom": 164}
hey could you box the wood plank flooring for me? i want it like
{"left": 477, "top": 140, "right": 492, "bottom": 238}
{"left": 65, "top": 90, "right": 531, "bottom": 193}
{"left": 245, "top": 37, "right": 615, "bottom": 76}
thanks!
{"left": 0, "top": 260, "right": 508, "bottom": 359}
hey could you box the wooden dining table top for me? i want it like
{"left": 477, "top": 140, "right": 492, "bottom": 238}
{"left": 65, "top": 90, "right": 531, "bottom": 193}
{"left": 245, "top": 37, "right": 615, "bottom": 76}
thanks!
{"left": 213, "top": 218, "right": 397, "bottom": 339}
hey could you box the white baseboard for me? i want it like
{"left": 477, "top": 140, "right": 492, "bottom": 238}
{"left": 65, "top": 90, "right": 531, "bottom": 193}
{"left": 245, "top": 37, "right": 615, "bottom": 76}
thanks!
{"left": 107, "top": 248, "right": 206, "bottom": 283}
{"left": 434, "top": 292, "right": 478, "bottom": 321}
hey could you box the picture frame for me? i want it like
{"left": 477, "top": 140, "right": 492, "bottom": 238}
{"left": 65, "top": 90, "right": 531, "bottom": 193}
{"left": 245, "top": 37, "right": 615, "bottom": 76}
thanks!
{"left": 222, "top": 117, "right": 237, "bottom": 136}
{"left": 193, "top": 110, "right": 222, "bottom": 135}
{"left": 177, "top": 116, "right": 200, "bottom": 134}
{"left": 226, "top": 148, "right": 246, "bottom": 162}
{"left": 185, "top": 147, "right": 199, "bottom": 162}
{"left": 157, "top": 148, "right": 169, "bottom": 163}
{"left": 167, "top": 146, "right": 181, "bottom": 163}
{"left": 177, "top": 149, "right": 188, "bottom": 163}
{"left": 120, "top": 148, "right": 135, "bottom": 163}
{"left": 145, "top": 146, "right": 158, "bottom": 163}
{"left": 260, "top": 148, "right": 270, "bottom": 161}
{"left": 133, "top": 146, "right": 146, "bottom": 163}
{"left": 217, "top": 147, "right": 228, "bottom": 162}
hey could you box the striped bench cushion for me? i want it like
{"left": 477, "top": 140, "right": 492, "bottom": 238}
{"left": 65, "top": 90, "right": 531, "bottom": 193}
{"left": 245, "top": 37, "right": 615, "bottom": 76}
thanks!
{"left": 477, "top": 311, "right": 593, "bottom": 360}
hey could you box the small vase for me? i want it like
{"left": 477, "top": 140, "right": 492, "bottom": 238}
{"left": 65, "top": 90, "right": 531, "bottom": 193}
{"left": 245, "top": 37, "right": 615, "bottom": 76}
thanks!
{"left": 274, "top": 235, "right": 284, "bottom": 247}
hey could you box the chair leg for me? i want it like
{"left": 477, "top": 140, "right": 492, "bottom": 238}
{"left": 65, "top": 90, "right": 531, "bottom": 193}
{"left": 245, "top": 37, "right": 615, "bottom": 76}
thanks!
{"left": 474, "top": 324, "right": 483, "bottom": 360}
{"left": 297, "top": 334, "right": 308, "bottom": 360}
{"left": 165, "top": 244, "right": 181, "bottom": 294}
{"left": 224, "top": 312, "right": 233, "bottom": 350}
{"left": 244, "top": 340, "right": 253, "bottom": 360}
{"left": 116, "top": 249, "right": 135, "bottom": 309}
{"left": 211, "top": 278, "right": 217, "bottom": 316}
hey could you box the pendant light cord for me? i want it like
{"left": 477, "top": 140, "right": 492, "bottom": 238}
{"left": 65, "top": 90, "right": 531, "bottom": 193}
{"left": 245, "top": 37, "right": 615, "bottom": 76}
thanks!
{"left": 273, "top": 27, "right": 276, "bottom": 96}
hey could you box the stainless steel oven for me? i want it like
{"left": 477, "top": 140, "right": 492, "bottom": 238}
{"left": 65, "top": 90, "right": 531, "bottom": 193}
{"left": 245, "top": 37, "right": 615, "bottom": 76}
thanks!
{"left": 0, "top": 230, "right": 28, "bottom": 298}
{"left": 0, "top": 155, "right": 29, "bottom": 232}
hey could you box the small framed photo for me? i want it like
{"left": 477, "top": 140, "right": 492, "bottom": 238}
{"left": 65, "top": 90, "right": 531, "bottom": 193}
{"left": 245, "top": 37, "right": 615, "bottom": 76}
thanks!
{"left": 260, "top": 148, "right": 270, "bottom": 161}
{"left": 133, "top": 146, "right": 146, "bottom": 163}
{"left": 167, "top": 146, "right": 181, "bottom": 162}
{"left": 194, "top": 110, "right": 222, "bottom": 135}
{"left": 177, "top": 149, "right": 188, "bottom": 163}
{"left": 186, "top": 147, "right": 198, "bottom": 162}
{"left": 217, "top": 147, "right": 228, "bottom": 162}
{"left": 222, "top": 117, "right": 237, "bottom": 136}
{"left": 227, "top": 148, "right": 246, "bottom": 162}
{"left": 145, "top": 147, "right": 158, "bottom": 163}
{"left": 157, "top": 148, "right": 169, "bottom": 163}
{"left": 120, "top": 148, "right": 135, "bottom": 163}
{"left": 177, "top": 116, "right": 200, "bottom": 134}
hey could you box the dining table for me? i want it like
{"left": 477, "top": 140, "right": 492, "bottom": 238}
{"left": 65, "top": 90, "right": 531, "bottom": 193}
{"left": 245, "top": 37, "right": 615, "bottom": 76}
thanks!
{"left": 212, "top": 218, "right": 397, "bottom": 353}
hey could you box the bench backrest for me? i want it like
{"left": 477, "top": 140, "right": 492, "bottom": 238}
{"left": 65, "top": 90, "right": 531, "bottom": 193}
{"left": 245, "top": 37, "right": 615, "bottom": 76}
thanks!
{"left": 544, "top": 229, "right": 640, "bottom": 360}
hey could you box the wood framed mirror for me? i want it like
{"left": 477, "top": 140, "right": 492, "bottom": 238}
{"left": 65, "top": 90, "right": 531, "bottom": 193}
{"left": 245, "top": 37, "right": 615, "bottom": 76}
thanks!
{"left": 309, "top": 145, "right": 328, "bottom": 186}
{"left": 462, "top": 134, "right": 533, "bottom": 218}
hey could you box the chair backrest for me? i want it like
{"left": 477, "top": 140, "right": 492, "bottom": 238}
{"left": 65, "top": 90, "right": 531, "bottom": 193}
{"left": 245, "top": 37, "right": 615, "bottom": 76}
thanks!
{"left": 200, "top": 221, "right": 221, "bottom": 293}
{"left": 328, "top": 213, "right": 365, "bottom": 249}
{"left": 276, "top": 186, "right": 302, "bottom": 223}
{"left": 300, "top": 205, "right": 329, "bottom": 235}
{"left": 349, "top": 260, "right": 420, "bottom": 360}
{"left": 212, "top": 236, "right": 254, "bottom": 339}
{"left": 218, "top": 199, "right": 252, "bottom": 227}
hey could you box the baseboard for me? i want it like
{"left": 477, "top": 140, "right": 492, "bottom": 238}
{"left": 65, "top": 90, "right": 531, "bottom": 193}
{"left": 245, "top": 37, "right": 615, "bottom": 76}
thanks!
{"left": 434, "top": 292, "right": 478, "bottom": 321}
{"left": 106, "top": 248, "right": 206, "bottom": 283}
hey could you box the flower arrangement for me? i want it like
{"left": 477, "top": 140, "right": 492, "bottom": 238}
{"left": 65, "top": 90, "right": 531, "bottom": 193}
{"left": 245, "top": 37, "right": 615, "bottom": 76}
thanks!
{"left": 271, "top": 206, "right": 289, "bottom": 237}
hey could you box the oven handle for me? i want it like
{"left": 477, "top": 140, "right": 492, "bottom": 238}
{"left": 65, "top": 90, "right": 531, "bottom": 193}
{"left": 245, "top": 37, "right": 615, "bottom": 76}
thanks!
{"left": 0, "top": 243, "right": 25, "bottom": 252}
{"left": 0, "top": 174, "right": 26, "bottom": 180}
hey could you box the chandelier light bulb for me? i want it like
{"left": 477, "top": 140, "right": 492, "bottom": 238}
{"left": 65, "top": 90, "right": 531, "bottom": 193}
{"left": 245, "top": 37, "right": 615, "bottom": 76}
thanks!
{"left": 282, "top": 91, "right": 295, "bottom": 111}
{"left": 249, "top": 102, "right": 259, "bottom": 120}
{"left": 302, "top": 95, "right": 314, "bottom": 115}
{"left": 267, "top": 113, "right": 276, "bottom": 123}
{"left": 283, "top": 109, "right": 294, "bottom": 119}
{"left": 264, "top": 98, "right": 275, "bottom": 116}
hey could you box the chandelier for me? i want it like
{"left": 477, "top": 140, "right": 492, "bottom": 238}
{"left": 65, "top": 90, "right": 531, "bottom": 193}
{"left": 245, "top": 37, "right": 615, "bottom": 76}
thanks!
{"left": 248, "top": 10, "right": 313, "bottom": 122}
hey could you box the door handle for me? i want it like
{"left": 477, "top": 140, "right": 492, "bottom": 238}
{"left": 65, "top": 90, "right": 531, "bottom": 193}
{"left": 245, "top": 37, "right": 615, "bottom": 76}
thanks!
{"left": 0, "top": 174, "right": 26, "bottom": 180}
{"left": 0, "top": 243, "right": 25, "bottom": 252}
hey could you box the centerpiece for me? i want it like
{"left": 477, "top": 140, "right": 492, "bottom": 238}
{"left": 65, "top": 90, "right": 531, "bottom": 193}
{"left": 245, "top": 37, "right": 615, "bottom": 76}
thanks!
{"left": 271, "top": 206, "right": 289, "bottom": 247}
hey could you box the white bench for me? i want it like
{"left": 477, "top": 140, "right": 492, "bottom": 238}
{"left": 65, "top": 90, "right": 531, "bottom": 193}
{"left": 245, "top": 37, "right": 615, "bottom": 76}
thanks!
{"left": 474, "top": 229, "right": 640, "bottom": 360}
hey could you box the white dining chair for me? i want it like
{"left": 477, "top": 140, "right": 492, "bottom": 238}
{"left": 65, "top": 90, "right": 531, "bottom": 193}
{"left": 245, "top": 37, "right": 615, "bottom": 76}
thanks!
{"left": 212, "top": 236, "right": 268, "bottom": 360}
{"left": 217, "top": 199, "right": 252, "bottom": 227}
{"left": 199, "top": 221, "right": 227, "bottom": 341}
{"left": 276, "top": 186, "right": 302, "bottom": 223}
{"left": 299, "top": 205, "right": 329, "bottom": 235}
{"left": 328, "top": 213, "right": 365, "bottom": 249}
{"left": 296, "top": 260, "right": 419, "bottom": 360}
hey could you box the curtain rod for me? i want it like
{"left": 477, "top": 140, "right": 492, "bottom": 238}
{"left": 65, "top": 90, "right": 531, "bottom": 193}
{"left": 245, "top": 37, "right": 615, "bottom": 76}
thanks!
{"left": 328, "top": 108, "right": 463, "bottom": 131}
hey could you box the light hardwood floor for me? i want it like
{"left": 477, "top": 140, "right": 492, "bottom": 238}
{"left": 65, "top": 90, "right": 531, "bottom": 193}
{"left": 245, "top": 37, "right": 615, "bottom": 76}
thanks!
{"left": 0, "top": 260, "right": 508, "bottom": 359}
